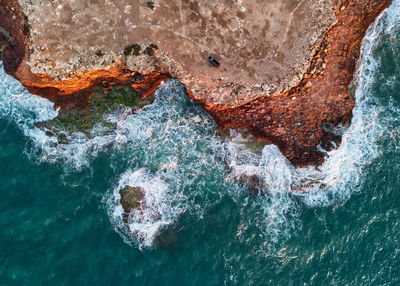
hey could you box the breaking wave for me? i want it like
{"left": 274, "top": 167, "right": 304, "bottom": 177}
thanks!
{"left": 223, "top": 132, "right": 301, "bottom": 248}
{"left": 104, "top": 79, "right": 227, "bottom": 247}
{"left": 296, "top": 0, "right": 400, "bottom": 205}
{"left": 0, "top": 69, "right": 226, "bottom": 247}
{"left": 0, "top": 0, "right": 398, "bottom": 250}
{"left": 0, "top": 62, "right": 58, "bottom": 147}
{"left": 106, "top": 168, "right": 179, "bottom": 248}
{"left": 215, "top": 0, "right": 400, "bottom": 250}
{"left": 0, "top": 62, "right": 127, "bottom": 170}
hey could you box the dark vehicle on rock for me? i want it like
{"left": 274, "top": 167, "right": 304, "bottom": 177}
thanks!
{"left": 208, "top": 56, "right": 220, "bottom": 67}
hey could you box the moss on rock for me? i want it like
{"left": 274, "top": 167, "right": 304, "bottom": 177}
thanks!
{"left": 119, "top": 185, "right": 145, "bottom": 213}
{"left": 119, "top": 185, "right": 145, "bottom": 223}
{"left": 146, "top": 1, "right": 155, "bottom": 10}
{"left": 123, "top": 44, "right": 142, "bottom": 56}
{"left": 149, "top": 43, "right": 158, "bottom": 50}
{"left": 35, "top": 84, "right": 154, "bottom": 143}
{"left": 143, "top": 46, "right": 155, "bottom": 56}
{"left": 216, "top": 128, "right": 230, "bottom": 138}
{"left": 95, "top": 49, "right": 104, "bottom": 57}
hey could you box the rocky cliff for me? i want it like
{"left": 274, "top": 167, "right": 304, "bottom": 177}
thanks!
{"left": 0, "top": 0, "right": 392, "bottom": 166}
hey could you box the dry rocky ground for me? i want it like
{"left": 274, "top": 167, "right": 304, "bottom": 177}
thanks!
{"left": 18, "top": 0, "right": 336, "bottom": 105}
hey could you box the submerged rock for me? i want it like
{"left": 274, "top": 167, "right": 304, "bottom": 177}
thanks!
{"left": 153, "top": 226, "right": 179, "bottom": 249}
{"left": 237, "top": 174, "right": 262, "bottom": 194}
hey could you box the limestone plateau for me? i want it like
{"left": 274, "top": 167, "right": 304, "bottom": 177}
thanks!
{"left": 0, "top": 0, "right": 392, "bottom": 166}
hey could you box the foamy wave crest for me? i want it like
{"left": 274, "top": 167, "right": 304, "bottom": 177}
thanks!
{"left": 2, "top": 0, "right": 398, "bottom": 250}
{"left": 224, "top": 131, "right": 295, "bottom": 192}
{"left": 296, "top": 0, "right": 400, "bottom": 205}
{"left": 224, "top": 0, "right": 400, "bottom": 246}
{"left": 107, "top": 168, "right": 183, "bottom": 248}
{"left": 0, "top": 61, "right": 149, "bottom": 170}
{"left": 224, "top": 132, "right": 300, "bottom": 248}
{"left": 105, "top": 79, "right": 225, "bottom": 248}
{"left": 256, "top": 145, "right": 301, "bottom": 247}
{"left": 0, "top": 61, "right": 58, "bottom": 145}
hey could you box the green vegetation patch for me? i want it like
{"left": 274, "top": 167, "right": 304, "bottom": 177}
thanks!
{"left": 123, "top": 43, "right": 158, "bottom": 57}
{"left": 146, "top": 1, "right": 155, "bottom": 10}
{"left": 149, "top": 43, "right": 158, "bottom": 50}
{"left": 95, "top": 49, "right": 104, "bottom": 57}
{"left": 217, "top": 128, "right": 231, "bottom": 139}
{"left": 143, "top": 46, "right": 155, "bottom": 56}
{"left": 244, "top": 141, "right": 266, "bottom": 152}
{"left": 124, "top": 44, "right": 142, "bottom": 56}
{"left": 35, "top": 85, "right": 154, "bottom": 143}
{"left": 22, "top": 23, "right": 30, "bottom": 37}
{"left": 216, "top": 127, "right": 266, "bottom": 152}
{"left": 22, "top": 16, "right": 30, "bottom": 37}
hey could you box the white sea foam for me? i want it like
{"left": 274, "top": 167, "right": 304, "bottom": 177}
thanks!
{"left": 0, "top": 62, "right": 58, "bottom": 142}
{"left": 105, "top": 79, "right": 223, "bottom": 248}
{"left": 108, "top": 168, "right": 181, "bottom": 248}
{"left": 0, "top": 72, "right": 222, "bottom": 247}
{"left": 1, "top": 0, "right": 398, "bottom": 250}
{"left": 296, "top": 0, "right": 400, "bottom": 205}
{"left": 0, "top": 61, "right": 146, "bottom": 170}
{"left": 223, "top": 132, "right": 301, "bottom": 247}
{"left": 223, "top": 0, "right": 400, "bottom": 247}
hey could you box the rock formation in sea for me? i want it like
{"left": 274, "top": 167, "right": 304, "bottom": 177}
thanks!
{"left": 119, "top": 185, "right": 145, "bottom": 223}
{"left": 0, "top": 0, "right": 392, "bottom": 166}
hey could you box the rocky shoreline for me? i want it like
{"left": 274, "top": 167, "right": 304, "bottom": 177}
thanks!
{"left": 0, "top": 0, "right": 392, "bottom": 166}
{"left": 194, "top": 0, "right": 392, "bottom": 166}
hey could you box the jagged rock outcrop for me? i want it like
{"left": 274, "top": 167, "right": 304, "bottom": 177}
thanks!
{"left": 15, "top": 63, "right": 169, "bottom": 108}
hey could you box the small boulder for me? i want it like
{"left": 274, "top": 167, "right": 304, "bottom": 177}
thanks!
{"left": 238, "top": 174, "right": 262, "bottom": 194}
{"left": 119, "top": 185, "right": 145, "bottom": 222}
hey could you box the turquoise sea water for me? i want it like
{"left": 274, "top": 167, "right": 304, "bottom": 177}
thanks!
{"left": 1, "top": 2, "right": 400, "bottom": 285}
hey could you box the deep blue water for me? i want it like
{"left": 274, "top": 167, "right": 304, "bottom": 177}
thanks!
{"left": 1, "top": 2, "right": 400, "bottom": 285}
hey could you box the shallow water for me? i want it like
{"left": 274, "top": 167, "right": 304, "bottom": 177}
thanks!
{"left": 1, "top": 1, "right": 400, "bottom": 284}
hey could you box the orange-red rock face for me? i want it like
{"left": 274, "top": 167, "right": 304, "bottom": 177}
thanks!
{"left": 1, "top": 0, "right": 169, "bottom": 110}
{"left": 0, "top": 0, "right": 392, "bottom": 166}
{"left": 15, "top": 62, "right": 169, "bottom": 109}
{"left": 189, "top": 0, "right": 391, "bottom": 166}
